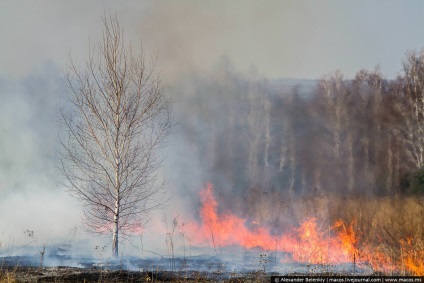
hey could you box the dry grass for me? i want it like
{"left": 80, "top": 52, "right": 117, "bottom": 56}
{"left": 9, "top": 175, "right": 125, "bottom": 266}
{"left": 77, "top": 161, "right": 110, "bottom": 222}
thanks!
{"left": 245, "top": 189, "right": 424, "bottom": 275}
{"left": 195, "top": 186, "right": 424, "bottom": 275}
{"left": 2, "top": 193, "right": 424, "bottom": 279}
{"left": 288, "top": 195, "right": 424, "bottom": 275}
{"left": 0, "top": 269, "right": 17, "bottom": 283}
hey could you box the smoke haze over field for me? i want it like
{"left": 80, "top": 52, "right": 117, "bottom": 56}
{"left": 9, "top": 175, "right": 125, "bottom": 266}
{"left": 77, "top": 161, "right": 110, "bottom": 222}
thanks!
{"left": 2, "top": 1, "right": 424, "bottom": 258}
{"left": 2, "top": 1, "right": 424, "bottom": 80}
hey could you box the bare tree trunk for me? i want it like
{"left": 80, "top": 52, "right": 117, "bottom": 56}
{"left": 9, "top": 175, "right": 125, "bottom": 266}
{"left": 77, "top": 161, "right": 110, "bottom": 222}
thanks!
{"left": 346, "top": 133, "right": 355, "bottom": 192}
{"left": 113, "top": 88, "right": 121, "bottom": 258}
{"left": 247, "top": 85, "right": 261, "bottom": 184}
{"left": 112, "top": 205, "right": 119, "bottom": 257}
{"left": 288, "top": 135, "right": 296, "bottom": 197}
{"left": 333, "top": 106, "right": 342, "bottom": 161}
{"left": 301, "top": 167, "right": 306, "bottom": 193}
{"left": 228, "top": 105, "right": 235, "bottom": 187}
{"left": 264, "top": 100, "right": 270, "bottom": 169}
{"left": 361, "top": 136, "right": 370, "bottom": 177}
{"left": 402, "top": 51, "right": 424, "bottom": 170}
{"left": 321, "top": 75, "right": 343, "bottom": 163}
{"left": 394, "top": 143, "right": 400, "bottom": 194}
{"left": 264, "top": 99, "right": 271, "bottom": 186}
{"left": 386, "top": 135, "right": 393, "bottom": 194}
{"left": 313, "top": 167, "right": 321, "bottom": 194}
{"left": 59, "top": 14, "right": 172, "bottom": 257}
{"left": 279, "top": 118, "right": 289, "bottom": 173}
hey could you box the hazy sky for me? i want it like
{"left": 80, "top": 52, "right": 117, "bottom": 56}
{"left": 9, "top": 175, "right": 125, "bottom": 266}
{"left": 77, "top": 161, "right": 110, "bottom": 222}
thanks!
{"left": 1, "top": 0, "right": 424, "bottom": 250}
{"left": 2, "top": 1, "right": 424, "bottom": 80}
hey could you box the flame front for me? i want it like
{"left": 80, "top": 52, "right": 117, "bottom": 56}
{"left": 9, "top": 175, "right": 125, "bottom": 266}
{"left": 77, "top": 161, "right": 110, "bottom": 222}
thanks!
{"left": 191, "top": 183, "right": 278, "bottom": 250}
{"left": 184, "top": 183, "right": 424, "bottom": 274}
{"left": 187, "top": 184, "right": 361, "bottom": 264}
{"left": 400, "top": 238, "right": 424, "bottom": 275}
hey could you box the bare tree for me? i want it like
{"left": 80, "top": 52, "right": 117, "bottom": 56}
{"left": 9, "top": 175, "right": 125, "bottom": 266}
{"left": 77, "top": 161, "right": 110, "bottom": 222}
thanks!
{"left": 59, "top": 15, "right": 173, "bottom": 258}
{"left": 401, "top": 50, "right": 424, "bottom": 170}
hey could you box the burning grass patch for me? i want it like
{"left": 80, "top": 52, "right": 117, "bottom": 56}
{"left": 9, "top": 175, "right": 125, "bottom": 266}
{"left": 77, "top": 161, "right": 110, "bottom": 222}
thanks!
{"left": 181, "top": 184, "right": 424, "bottom": 275}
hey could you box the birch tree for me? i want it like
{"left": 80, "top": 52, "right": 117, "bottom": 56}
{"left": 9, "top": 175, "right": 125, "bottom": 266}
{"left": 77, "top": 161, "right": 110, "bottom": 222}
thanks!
{"left": 59, "top": 15, "right": 173, "bottom": 258}
{"left": 320, "top": 72, "right": 344, "bottom": 162}
{"left": 402, "top": 51, "right": 424, "bottom": 170}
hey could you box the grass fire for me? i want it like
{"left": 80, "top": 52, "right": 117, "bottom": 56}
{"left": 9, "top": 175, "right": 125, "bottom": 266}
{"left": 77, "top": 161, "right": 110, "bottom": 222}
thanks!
{"left": 3, "top": 2, "right": 424, "bottom": 283}
{"left": 183, "top": 183, "right": 424, "bottom": 276}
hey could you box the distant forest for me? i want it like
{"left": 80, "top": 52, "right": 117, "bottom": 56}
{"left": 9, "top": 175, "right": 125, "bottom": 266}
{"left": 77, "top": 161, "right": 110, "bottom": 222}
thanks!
{"left": 171, "top": 50, "right": 424, "bottom": 208}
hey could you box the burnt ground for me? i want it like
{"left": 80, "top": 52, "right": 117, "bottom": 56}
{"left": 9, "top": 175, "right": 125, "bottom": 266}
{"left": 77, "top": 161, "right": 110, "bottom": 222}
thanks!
{"left": 0, "top": 248, "right": 373, "bottom": 282}
{"left": 0, "top": 265, "right": 273, "bottom": 282}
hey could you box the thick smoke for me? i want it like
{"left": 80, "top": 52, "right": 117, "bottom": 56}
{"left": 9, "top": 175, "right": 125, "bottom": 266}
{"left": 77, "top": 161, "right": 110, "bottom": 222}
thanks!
{"left": 0, "top": 63, "right": 87, "bottom": 247}
{"left": 166, "top": 59, "right": 420, "bottom": 231}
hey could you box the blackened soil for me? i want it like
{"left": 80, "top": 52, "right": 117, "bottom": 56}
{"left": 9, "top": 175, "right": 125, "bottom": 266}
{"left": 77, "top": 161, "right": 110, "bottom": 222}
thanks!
{"left": 0, "top": 266, "right": 271, "bottom": 282}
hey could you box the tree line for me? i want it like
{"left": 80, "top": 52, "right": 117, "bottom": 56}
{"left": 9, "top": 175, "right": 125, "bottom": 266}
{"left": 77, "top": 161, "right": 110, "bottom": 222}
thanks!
{"left": 173, "top": 51, "right": 424, "bottom": 203}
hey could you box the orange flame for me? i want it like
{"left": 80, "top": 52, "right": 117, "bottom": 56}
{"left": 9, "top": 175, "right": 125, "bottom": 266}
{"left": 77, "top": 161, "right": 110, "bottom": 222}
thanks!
{"left": 185, "top": 183, "right": 417, "bottom": 273}
{"left": 400, "top": 238, "right": 424, "bottom": 275}
{"left": 188, "top": 183, "right": 278, "bottom": 249}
